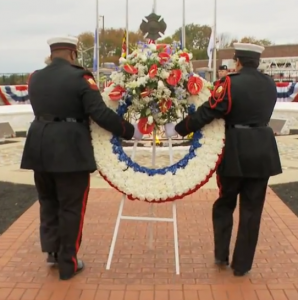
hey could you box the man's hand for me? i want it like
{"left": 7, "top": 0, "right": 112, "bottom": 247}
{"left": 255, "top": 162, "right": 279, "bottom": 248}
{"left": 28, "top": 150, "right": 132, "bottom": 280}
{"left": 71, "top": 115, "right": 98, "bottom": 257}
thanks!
{"left": 164, "top": 123, "right": 177, "bottom": 138}
{"left": 133, "top": 124, "right": 143, "bottom": 140}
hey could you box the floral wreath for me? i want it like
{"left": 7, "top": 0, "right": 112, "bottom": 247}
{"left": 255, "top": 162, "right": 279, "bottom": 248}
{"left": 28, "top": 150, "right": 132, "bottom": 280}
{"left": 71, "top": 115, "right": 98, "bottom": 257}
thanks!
{"left": 91, "top": 43, "right": 225, "bottom": 202}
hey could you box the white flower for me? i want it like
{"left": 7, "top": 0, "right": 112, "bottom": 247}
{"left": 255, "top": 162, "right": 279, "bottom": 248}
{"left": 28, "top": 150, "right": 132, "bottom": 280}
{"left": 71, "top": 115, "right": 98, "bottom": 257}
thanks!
{"left": 178, "top": 57, "right": 186, "bottom": 65}
{"left": 136, "top": 76, "right": 147, "bottom": 87}
{"left": 148, "top": 44, "right": 156, "bottom": 51}
{"left": 139, "top": 54, "right": 147, "bottom": 62}
{"left": 158, "top": 80, "right": 164, "bottom": 89}
{"left": 126, "top": 81, "right": 138, "bottom": 89}
{"left": 160, "top": 70, "right": 169, "bottom": 79}
{"left": 119, "top": 57, "right": 126, "bottom": 64}
{"left": 147, "top": 116, "right": 154, "bottom": 124}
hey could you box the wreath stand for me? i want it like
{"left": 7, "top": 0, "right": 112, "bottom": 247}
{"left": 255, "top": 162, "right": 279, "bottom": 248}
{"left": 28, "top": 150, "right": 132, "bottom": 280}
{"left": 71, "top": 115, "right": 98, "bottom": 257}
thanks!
{"left": 106, "top": 130, "right": 180, "bottom": 274}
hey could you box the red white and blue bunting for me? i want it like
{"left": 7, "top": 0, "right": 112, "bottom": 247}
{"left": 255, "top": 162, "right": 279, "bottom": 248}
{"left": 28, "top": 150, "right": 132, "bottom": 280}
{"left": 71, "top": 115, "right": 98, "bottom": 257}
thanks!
{"left": 276, "top": 82, "right": 298, "bottom": 102}
{"left": 1, "top": 82, "right": 298, "bottom": 105}
{"left": 0, "top": 85, "right": 30, "bottom": 105}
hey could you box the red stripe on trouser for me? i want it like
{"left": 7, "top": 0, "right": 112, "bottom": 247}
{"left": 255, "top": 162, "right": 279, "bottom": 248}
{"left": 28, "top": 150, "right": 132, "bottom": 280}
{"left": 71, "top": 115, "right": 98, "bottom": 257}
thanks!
{"left": 72, "top": 175, "right": 90, "bottom": 271}
{"left": 216, "top": 174, "right": 222, "bottom": 197}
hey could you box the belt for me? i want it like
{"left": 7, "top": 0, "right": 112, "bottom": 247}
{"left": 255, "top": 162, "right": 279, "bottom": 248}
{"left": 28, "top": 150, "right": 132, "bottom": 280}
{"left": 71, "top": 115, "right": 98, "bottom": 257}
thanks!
{"left": 226, "top": 124, "right": 268, "bottom": 129}
{"left": 35, "top": 116, "right": 87, "bottom": 123}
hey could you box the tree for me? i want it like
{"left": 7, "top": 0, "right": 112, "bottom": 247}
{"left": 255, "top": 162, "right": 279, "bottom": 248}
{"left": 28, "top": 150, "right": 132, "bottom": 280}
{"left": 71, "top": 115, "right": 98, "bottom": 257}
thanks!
{"left": 239, "top": 36, "right": 272, "bottom": 46}
{"left": 217, "top": 33, "right": 235, "bottom": 49}
{"left": 77, "top": 32, "right": 94, "bottom": 68}
{"left": 172, "top": 24, "right": 212, "bottom": 50}
{"left": 77, "top": 25, "right": 274, "bottom": 67}
{"left": 158, "top": 24, "right": 212, "bottom": 59}
{"left": 77, "top": 29, "right": 145, "bottom": 68}
{"left": 0, "top": 74, "right": 29, "bottom": 85}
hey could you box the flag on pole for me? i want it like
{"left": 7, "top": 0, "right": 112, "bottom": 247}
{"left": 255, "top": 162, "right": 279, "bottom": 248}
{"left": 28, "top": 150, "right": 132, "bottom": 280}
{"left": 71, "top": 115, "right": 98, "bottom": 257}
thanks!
{"left": 207, "top": 27, "right": 214, "bottom": 69}
{"left": 93, "top": 28, "right": 97, "bottom": 72}
{"left": 121, "top": 30, "right": 127, "bottom": 58}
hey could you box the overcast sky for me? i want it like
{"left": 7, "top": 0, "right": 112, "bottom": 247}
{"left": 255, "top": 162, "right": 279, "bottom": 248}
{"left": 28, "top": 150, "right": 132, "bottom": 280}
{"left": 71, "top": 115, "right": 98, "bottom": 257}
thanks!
{"left": 1, "top": 0, "right": 297, "bottom": 73}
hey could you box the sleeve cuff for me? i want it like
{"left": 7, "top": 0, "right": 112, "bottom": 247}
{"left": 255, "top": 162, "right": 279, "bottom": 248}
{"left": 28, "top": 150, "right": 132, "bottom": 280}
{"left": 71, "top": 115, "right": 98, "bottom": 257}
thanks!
{"left": 121, "top": 121, "right": 134, "bottom": 140}
{"left": 175, "top": 116, "right": 192, "bottom": 137}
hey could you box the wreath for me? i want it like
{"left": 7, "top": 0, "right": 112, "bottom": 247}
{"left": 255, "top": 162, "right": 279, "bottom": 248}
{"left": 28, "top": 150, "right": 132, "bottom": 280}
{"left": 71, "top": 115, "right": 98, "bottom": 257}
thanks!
{"left": 91, "top": 43, "right": 225, "bottom": 202}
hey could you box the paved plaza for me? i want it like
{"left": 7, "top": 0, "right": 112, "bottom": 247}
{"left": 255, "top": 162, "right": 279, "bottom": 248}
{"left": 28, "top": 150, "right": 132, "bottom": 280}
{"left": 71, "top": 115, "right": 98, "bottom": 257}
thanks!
{"left": 0, "top": 136, "right": 298, "bottom": 299}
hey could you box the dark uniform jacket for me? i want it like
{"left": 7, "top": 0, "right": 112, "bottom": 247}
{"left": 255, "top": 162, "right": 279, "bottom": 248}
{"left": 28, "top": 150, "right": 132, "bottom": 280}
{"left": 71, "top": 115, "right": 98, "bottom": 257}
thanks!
{"left": 21, "top": 57, "right": 134, "bottom": 173}
{"left": 176, "top": 67, "right": 282, "bottom": 178}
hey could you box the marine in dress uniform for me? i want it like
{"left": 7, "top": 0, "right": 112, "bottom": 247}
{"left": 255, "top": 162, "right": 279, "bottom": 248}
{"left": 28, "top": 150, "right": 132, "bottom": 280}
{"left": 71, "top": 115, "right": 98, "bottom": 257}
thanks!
{"left": 175, "top": 43, "right": 282, "bottom": 276}
{"left": 21, "top": 36, "right": 136, "bottom": 280}
{"left": 213, "top": 65, "right": 229, "bottom": 85}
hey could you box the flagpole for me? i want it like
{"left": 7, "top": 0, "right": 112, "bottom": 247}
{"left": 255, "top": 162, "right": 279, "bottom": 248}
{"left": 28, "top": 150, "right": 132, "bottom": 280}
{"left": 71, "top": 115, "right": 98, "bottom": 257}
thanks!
{"left": 96, "top": 0, "right": 100, "bottom": 86}
{"left": 212, "top": 0, "right": 217, "bottom": 81}
{"left": 126, "top": 0, "right": 129, "bottom": 55}
{"left": 182, "top": 0, "right": 186, "bottom": 48}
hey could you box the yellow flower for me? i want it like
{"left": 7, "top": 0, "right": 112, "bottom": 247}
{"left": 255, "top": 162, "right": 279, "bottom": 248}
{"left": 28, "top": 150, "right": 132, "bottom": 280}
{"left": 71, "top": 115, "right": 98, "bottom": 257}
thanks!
{"left": 187, "top": 132, "right": 193, "bottom": 139}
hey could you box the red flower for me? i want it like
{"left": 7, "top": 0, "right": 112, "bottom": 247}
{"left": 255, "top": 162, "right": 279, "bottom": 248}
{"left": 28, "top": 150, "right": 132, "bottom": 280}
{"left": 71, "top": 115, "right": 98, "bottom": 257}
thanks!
{"left": 156, "top": 44, "right": 168, "bottom": 51}
{"left": 140, "top": 88, "right": 152, "bottom": 98}
{"left": 159, "top": 99, "right": 172, "bottom": 113}
{"left": 148, "top": 64, "right": 158, "bottom": 78}
{"left": 179, "top": 52, "right": 190, "bottom": 62}
{"left": 138, "top": 117, "right": 155, "bottom": 134}
{"left": 158, "top": 52, "right": 170, "bottom": 64}
{"left": 109, "top": 85, "right": 126, "bottom": 101}
{"left": 123, "top": 64, "right": 138, "bottom": 74}
{"left": 166, "top": 69, "right": 182, "bottom": 86}
{"left": 187, "top": 76, "right": 203, "bottom": 95}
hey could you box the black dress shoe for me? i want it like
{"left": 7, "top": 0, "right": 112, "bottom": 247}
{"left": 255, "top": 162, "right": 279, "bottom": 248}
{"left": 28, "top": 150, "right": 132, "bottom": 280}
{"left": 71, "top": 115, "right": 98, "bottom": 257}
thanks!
{"left": 46, "top": 252, "right": 58, "bottom": 265}
{"left": 59, "top": 259, "right": 85, "bottom": 280}
{"left": 214, "top": 259, "right": 229, "bottom": 267}
{"left": 233, "top": 270, "right": 248, "bottom": 277}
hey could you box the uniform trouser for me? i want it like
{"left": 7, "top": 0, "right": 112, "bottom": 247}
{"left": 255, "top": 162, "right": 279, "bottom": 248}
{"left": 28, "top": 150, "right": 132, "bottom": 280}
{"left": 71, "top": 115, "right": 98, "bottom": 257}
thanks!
{"left": 213, "top": 174, "right": 269, "bottom": 273}
{"left": 34, "top": 171, "right": 90, "bottom": 276}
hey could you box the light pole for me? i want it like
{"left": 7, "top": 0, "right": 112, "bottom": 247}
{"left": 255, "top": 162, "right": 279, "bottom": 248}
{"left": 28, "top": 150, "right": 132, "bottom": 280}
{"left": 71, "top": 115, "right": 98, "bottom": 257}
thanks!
{"left": 125, "top": 0, "right": 129, "bottom": 56}
{"left": 212, "top": 0, "right": 217, "bottom": 81}
{"left": 99, "top": 15, "right": 105, "bottom": 66}
{"left": 182, "top": 0, "right": 186, "bottom": 49}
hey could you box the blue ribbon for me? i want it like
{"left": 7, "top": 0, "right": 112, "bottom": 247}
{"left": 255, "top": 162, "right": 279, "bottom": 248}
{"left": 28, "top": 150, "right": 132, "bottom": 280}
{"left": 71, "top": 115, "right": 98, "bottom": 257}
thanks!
{"left": 111, "top": 103, "right": 203, "bottom": 175}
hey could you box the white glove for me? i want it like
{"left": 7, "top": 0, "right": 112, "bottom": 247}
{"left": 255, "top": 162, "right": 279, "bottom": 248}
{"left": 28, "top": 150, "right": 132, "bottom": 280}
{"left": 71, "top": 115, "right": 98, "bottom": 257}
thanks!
{"left": 133, "top": 124, "right": 143, "bottom": 140}
{"left": 164, "top": 123, "right": 177, "bottom": 138}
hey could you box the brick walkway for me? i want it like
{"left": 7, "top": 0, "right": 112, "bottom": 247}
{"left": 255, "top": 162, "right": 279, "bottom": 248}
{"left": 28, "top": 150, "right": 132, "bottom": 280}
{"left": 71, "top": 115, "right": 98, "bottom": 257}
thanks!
{"left": 1, "top": 189, "right": 298, "bottom": 299}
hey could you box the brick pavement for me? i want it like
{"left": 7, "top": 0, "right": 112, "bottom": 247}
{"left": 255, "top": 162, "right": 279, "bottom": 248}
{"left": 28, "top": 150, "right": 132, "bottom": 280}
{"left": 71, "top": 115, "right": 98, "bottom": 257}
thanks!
{"left": 0, "top": 188, "right": 298, "bottom": 299}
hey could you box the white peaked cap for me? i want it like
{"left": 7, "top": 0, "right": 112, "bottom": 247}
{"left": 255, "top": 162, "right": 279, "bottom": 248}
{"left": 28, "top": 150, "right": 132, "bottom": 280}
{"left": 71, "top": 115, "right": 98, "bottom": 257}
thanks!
{"left": 233, "top": 43, "right": 265, "bottom": 53}
{"left": 233, "top": 43, "right": 265, "bottom": 58}
{"left": 47, "top": 36, "right": 78, "bottom": 46}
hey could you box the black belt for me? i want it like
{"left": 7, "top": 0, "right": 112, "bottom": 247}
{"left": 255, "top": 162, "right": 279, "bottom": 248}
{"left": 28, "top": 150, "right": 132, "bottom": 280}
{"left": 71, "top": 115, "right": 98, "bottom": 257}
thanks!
{"left": 35, "top": 116, "right": 87, "bottom": 123}
{"left": 226, "top": 124, "right": 268, "bottom": 129}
